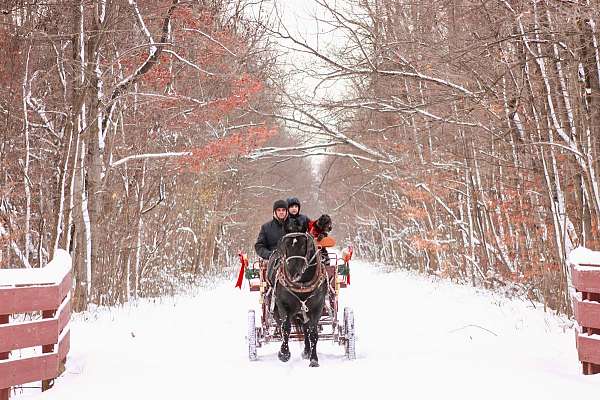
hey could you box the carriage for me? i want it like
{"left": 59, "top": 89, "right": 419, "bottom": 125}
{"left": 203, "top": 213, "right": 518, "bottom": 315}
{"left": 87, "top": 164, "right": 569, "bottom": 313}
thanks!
{"left": 237, "top": 238, "right": 356, "bottom": 362}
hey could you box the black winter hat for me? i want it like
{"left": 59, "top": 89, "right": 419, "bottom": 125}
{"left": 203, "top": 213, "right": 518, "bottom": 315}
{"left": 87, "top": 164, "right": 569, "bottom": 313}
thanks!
{"left": 287, "top": 197, "right": 301, "bottom": 209}
{"left": 273, "top": 199, "right": 288, "bottom": 212}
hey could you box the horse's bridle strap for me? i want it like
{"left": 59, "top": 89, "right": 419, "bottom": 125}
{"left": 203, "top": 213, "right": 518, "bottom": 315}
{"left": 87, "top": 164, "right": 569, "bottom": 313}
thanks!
{"left": 277, "top": 270, "right": 326, "bottom": 293}
{"left": 278, "top": 231, "right": 324, "bottom": 293}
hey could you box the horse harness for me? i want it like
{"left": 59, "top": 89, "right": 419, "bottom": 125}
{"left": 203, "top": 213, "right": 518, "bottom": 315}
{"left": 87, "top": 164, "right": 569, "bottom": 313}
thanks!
{"left": 272, "top": 232, "right": 328, "bottom": 323}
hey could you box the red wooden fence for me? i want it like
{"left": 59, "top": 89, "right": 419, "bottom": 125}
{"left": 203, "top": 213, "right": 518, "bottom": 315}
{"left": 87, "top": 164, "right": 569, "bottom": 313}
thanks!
{"left": 0, "top": 249, "right": 72, "bottom": 399}
{"left": 571, "top": 260, "right": 600, "bottom": 375}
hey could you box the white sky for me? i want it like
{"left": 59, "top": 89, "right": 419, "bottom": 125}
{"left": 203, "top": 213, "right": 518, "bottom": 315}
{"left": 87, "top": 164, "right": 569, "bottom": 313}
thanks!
{"left": 274, "top": 0, "right": 345, "bottom": 95}
{"left": 11, "top": 257, "right": 600, "bottom": 399}
{"left": 268, "top": 0, "right": 353, "bottom": 175}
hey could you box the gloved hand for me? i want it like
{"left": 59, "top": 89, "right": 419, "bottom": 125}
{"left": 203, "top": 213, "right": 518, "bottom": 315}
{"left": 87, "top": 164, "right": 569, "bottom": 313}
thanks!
{"left": 317, "top": 233, "right": 325, "bottom": 241}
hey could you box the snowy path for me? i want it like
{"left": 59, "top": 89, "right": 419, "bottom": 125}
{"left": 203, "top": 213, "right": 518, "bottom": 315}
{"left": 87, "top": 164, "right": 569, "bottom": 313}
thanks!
{"left": 15, "top": 261, "right": 600, "bottom": 399}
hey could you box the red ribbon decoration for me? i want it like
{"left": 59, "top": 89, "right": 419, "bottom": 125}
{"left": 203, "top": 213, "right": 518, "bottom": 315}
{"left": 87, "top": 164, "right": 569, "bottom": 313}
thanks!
{"left": 347, "top": 245, "right": 354, "bottom": 261}
{"left": 235, "top": 252, "right": 248, "bottom": 289}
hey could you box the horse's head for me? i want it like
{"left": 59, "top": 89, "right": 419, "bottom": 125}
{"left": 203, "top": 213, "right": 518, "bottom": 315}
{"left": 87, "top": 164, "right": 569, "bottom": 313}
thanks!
{"left": 279, "top": 230, "right": 317, "bottom": 283}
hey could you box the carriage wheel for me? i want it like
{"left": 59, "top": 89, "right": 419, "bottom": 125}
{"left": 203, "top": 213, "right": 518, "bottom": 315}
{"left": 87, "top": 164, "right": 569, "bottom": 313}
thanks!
{"left": 344, "top": 307, "right": 356, "bottom": 360}
{"left": 342, "top": 307, "right": 349, "bottom": 346}
{"left": 248, "top": 310, "right": 258, "bottom": 361}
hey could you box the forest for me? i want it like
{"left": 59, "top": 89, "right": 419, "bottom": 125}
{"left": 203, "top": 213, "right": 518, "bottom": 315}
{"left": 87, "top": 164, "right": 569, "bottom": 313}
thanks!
{"left": 1, "top": 0, "right": 599, "bottom": 315}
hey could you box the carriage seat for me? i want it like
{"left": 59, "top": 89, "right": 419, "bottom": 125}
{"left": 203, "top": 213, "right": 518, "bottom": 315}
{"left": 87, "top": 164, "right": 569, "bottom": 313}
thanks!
{"left": 249, "top": 278, "right": 261, "bottom": 292}
{"left": 324, "top": 261, "right": 347, "bottom": 289}
{"left": 248, "top": 260, "right": 267, "bottom": 292}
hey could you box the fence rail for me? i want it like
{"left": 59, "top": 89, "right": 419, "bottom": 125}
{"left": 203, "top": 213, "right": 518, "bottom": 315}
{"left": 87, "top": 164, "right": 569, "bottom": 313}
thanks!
{"left": 0, "top": 250, "right": 72, "bottom": 399}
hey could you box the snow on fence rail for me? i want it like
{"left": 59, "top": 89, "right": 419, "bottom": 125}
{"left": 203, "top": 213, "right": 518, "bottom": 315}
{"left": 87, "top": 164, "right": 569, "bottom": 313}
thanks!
{"left": 0, "top": 249, "right": 72, "bottom": 399}
{"left": 569, "top": 247, "right": 600, "bottom": 375}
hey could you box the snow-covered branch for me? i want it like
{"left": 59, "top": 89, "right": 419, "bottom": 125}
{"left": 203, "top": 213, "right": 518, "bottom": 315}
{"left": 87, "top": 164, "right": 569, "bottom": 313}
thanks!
{"left": 248, "top": 148, "right": 394, "bottom": 165}
{"left": 247, "top": 141, "right": 343, "bottom": 159}
{"left": 11, "top": 240, "right": 32, "bottom": 269}
{"left": 516, "top": 141, "right": 584, "bottom": 159}
{"left": 182, "top": 27, "right": 237, "bottom": 57}
{"left": 163, "top": 49, "right": 216, "bottom": 76}
{"left": 110, "top": 151, "right": 191, "bottom": 168}
{"left": 249, "top": 106, "right": 390, "bottom": 161}
{"left": 106, "top": 0, "right": 179, "bottom": 115}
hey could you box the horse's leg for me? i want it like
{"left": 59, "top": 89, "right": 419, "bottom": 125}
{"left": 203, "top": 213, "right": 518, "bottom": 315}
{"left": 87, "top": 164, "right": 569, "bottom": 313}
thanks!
{"left": 278, "top": 316, "right": 291, "bottom": 362}
{"left": 308, "top": 322, "right": 319, "bottom": 367}
{"left": 301, "top": 323, "right": 310, "bottom": 359}
{"left": 307, "top": 284, "right": 327, "bottom": 367}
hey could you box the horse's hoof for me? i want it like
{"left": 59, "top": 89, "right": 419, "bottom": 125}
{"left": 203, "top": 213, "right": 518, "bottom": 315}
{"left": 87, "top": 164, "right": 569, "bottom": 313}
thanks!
{"left": 278, "top": 351, "right": 291, "bottom": 362}
{"left": 309, "top": 359, "right": 319, "bottom": 367}
{"left": 301, "top": 350, "right": 310, "bottom": 360}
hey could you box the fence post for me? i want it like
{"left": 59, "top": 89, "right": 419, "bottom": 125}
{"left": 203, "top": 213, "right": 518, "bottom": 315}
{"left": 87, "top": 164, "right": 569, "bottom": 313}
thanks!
{"left": 0, "top": 314, "right": 9, "bottom": 400}
{"left": 41, "top": 309, "right": 57, "bottom": 392}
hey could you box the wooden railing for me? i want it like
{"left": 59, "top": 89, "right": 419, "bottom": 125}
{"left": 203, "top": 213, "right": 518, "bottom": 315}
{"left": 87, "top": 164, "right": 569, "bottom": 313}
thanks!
{"left": 0, "top": 249, "right": 72, "bottom": 399}
{"left": 571, "top": 260, "right": 600, "bottom": 375}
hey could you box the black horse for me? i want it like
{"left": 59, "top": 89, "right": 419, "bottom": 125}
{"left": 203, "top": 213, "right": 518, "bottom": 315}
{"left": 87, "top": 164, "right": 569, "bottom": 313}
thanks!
{"left": 271, "top": 217, "right": 328, "bottom": 367}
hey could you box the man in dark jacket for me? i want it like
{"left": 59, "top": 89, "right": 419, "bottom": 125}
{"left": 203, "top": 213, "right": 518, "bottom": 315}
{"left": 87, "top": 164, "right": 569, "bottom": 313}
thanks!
{"left": 286, "top": 197, "right": 310, "bottom": 233}
{"left": 255, "top": 199, "right": 288, "bottom": 260}
{"left": 255, "top": 199, "right": 288, "bottom": 285}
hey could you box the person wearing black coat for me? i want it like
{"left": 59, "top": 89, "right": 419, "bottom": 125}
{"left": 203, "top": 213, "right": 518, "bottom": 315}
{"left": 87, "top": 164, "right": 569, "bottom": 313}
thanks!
{"left": 254, "top": 199, "right": 289, "bottom": 260}
{"left": 286, "top": 197, "right": 309, "bottom": 233}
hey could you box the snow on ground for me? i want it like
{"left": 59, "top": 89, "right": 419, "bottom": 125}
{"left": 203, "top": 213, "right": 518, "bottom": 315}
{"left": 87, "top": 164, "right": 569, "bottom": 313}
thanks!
{"left": 13, "top": 259, "right": 600, "bottom": 399}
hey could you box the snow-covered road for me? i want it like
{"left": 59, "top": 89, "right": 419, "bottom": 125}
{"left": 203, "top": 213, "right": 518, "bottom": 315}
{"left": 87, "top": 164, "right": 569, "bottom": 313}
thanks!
{"left": 15, "top": 260, "right": 600, "bottom": 399}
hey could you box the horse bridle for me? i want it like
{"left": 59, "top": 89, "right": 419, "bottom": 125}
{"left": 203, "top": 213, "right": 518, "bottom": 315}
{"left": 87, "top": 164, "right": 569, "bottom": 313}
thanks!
{"left": 282, "top": 232, "right": 318, "bottom": 278}
{"left": 277, "top": 232, "right": 326, "bottom": 301}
